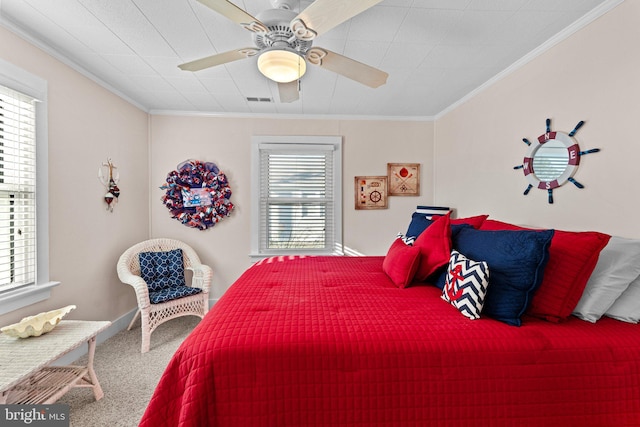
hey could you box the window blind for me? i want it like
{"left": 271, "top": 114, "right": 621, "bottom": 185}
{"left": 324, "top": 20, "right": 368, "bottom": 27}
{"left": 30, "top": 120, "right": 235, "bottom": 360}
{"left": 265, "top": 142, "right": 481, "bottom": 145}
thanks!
{"left": 259, "top": 145, "right": 334, "bottom": 252}
{"left": 0, "top": 85, "right": 37, "bottom": 291}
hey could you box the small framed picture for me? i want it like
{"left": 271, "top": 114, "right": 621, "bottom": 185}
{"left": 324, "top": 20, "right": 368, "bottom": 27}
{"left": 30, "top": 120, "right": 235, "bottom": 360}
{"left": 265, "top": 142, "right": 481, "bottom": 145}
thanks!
{"left": 181, "top": 188, "right": 212, "bottom": 207}
{"left": 355, "top": 176, "right": 388, "bottom": 210}
{"left": 387, "top": 163, "right": 420, "bottom": 196}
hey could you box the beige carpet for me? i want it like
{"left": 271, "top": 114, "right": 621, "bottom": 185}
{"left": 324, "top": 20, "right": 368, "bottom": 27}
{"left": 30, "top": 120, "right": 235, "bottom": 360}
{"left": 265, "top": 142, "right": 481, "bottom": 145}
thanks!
{"left": 58, "top": 316, "right": 200, "bottom": 427}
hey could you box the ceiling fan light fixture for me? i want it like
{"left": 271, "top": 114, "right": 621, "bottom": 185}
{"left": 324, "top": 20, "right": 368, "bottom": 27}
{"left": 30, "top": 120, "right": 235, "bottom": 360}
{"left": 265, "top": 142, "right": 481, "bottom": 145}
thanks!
{"left": 257, "top": 48, "right": 306, "bottom": 83}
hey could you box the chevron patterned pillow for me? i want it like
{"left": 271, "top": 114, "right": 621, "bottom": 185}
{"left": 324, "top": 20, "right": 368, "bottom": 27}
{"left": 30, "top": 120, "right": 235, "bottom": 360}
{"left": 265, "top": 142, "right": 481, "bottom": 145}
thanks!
{"left": 442, "top": 250, "right": 490, "bottom": 320}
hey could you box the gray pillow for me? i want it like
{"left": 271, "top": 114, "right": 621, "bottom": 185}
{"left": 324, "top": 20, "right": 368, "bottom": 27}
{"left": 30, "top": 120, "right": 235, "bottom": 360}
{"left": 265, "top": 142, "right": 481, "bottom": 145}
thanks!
{"left": 606, "top": 275, "right": 640, "bottom": 323}
{"left": 572, "top": 237, "right": 640, "bottom": 322}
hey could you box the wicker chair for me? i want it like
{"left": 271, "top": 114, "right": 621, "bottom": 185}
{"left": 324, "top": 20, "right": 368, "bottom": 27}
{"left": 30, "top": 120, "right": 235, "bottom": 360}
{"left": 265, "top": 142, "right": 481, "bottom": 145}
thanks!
{"left": 117, "top": 238, "right": 212, "bottom": 353}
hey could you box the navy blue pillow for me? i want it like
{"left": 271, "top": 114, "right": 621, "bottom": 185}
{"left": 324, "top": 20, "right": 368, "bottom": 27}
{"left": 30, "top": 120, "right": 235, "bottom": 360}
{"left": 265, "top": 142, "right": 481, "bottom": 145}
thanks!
{"left": 406, "top": 212, "right": 433, "bottom": 239}
{"left": 448, "top": 227, "right": 554, "bottom": 326}
{"left": 139, "top": 249, "right": 186, "bottom": 292}
{"left": 148, "top": 285, "right": 202, "bottom": 304}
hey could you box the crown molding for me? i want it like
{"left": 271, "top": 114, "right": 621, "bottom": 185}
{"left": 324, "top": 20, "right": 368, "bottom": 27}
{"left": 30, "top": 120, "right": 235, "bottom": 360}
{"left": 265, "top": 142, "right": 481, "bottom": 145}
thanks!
{"left": 149, "top": 109, "right": 435, "bottom": 122}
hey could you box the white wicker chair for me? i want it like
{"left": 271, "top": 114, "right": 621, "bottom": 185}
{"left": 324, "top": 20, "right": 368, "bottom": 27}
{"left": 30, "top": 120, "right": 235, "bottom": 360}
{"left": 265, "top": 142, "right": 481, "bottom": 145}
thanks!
{"left": 116, "top": 238, "right": 212, "bottom": 353}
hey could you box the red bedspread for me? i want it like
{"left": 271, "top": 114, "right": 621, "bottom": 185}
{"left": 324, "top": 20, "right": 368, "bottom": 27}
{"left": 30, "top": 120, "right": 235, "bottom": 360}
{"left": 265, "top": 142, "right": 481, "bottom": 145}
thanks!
{"left": 140, "top": 256, "right": 640, "bottom": 427}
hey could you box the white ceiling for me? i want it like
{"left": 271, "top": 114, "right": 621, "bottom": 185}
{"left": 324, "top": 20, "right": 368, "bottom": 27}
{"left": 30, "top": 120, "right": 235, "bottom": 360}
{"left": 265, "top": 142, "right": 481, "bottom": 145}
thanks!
{"left": 0, "top": 0, "right": 612, "bottom": 118}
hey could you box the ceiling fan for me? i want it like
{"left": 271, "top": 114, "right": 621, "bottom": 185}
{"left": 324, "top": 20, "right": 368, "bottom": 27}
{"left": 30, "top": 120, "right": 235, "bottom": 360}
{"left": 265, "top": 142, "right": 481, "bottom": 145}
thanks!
{"left": 179, "top": 0, "right": 389, "bottom": 103}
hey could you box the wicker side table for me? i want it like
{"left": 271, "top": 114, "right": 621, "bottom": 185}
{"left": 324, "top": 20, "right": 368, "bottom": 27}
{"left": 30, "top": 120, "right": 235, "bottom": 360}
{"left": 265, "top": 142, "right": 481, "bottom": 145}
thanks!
{"left": 0, "top": 319, "right": 111, "bottom": 404}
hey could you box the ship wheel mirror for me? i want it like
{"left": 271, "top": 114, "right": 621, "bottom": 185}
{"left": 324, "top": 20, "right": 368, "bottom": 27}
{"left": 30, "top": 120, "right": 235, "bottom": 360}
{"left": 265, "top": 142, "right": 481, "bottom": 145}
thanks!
{"left": 514, "top": 118, "right": 600, "bottom": 204}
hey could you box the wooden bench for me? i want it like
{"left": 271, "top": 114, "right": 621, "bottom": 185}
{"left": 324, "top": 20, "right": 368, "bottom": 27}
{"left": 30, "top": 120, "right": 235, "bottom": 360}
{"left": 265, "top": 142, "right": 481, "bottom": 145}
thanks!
{"left": 0, "top": 320, "right": 110, "bottom": 404}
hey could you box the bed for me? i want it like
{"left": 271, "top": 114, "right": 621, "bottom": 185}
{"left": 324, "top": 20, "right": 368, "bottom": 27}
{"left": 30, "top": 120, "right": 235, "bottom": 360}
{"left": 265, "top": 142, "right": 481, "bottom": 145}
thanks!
{"left": 139, "top": 215, "right": 640, "bottom": 427}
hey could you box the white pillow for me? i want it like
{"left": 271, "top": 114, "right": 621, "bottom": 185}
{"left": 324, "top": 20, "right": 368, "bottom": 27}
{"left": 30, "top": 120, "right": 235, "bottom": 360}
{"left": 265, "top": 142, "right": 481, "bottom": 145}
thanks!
{"left": 606, "top": 275, "right": 640, "bottom": 323}
{"left": 572, "top": 236, "right": 640, "bottom": 322}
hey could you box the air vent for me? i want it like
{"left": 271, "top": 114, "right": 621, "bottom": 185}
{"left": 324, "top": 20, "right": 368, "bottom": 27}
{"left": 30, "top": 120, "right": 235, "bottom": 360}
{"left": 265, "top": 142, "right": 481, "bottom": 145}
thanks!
{"left": 246, "top": 97, "right": 273, "bottom": 103}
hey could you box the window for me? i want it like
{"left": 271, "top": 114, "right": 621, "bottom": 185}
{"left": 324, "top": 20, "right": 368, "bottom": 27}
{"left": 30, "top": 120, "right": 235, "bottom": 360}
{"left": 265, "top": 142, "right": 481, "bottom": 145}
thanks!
{"left": 0, "top": 85, "right": 37, "bottom": 292}
{"left": 251, "top": 136, "right": 342, "bottom": 259}
{"left": 0, "top": 59, "right": 57, "bottom": 315}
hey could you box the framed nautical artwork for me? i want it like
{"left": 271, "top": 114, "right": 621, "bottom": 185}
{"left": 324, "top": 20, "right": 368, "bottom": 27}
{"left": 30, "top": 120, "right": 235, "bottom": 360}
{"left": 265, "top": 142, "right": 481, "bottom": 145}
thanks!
{"left": 355, "top": 176, "right": 388, "bottom": 209}
{"left": 387, "top": 163, "right": 420, "bottom": 196}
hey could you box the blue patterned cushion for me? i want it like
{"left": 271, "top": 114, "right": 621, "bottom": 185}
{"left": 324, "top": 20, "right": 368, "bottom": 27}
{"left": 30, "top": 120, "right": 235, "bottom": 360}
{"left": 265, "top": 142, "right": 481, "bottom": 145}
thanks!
{"left": 139, "top": 249, "right": 186, "bottom": 292}
{"left": 148, "top": 285, "right": 202, "bottom": 304}
{"left": 442, "top": 250, "right": 490, "bottom": 320}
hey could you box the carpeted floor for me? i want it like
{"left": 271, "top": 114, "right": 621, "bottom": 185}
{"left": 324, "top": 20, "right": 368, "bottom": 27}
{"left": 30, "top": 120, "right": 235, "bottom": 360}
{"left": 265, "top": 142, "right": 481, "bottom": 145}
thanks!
{"left": 58, "top": 316, "right": 200, "bottom": 427}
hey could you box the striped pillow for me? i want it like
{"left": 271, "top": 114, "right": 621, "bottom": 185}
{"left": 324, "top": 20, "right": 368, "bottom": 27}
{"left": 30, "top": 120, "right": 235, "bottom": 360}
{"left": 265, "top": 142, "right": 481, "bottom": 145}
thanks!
{"left": 441, "top": 250, "right": 490, "bottom": 320}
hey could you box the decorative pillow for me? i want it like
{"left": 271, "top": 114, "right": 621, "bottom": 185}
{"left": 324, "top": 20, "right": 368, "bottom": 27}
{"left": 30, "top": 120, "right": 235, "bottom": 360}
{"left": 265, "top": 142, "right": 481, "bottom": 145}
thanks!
{"left": 383, "top": 237, "right": 421, "bottom": 288}
{"left": 398, "top": 234, "right": 416, "bottom": 246}
{"left": 449, "top": 215, "right": 489, "bottom": 228}
{"left": 606, "top": 275, "right": 640, "bottom": 323}
{"left": 480, "top": 219, "right": 611, "bottom": 322}
{"left": 139, "top": 249, "right": 186, "bottom": 292}
{"left": 149, "top": 285, "right": 202, "bottom": 304}
{"left": 406, "top": 212, "right": 435, "bottom": 239}
{"left": 452, "top": 227, "right": 554, "bottom": 326}
{"left": 413, "top": 213, "right": 451, "bottom": 282}
{"left": 441, "top": 250, "right": 490, "bottom": 320}
{"left": 573, "top": 237, "right": 640, "bottom": 322}
{"left": 406, "top": 212, "right": 488, "bottom": 239}
{"left": 415, "top": 205, "right": 451, "bottom": 217}
{"left": 429, "top": 224, "right": 474, "bottom": 289}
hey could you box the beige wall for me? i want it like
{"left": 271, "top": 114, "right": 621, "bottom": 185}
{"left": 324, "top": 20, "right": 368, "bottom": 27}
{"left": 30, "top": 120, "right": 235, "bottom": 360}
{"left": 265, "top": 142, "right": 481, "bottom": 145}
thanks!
{"left": 434, "top": 1, "right": 639, "bottom": 237}
{"left": 0, "top": 27, "right": 150, "bottom": 325}
{"left": 149, "top": 116, "right": 434, "bottom": 298}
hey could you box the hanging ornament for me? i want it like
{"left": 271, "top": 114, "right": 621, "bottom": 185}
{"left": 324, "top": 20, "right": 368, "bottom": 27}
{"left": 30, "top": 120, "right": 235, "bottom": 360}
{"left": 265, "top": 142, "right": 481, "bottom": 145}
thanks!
{"left": 98, "top": 159, "right": 120, "bottom": 212}
{"left": 160, "top": 159, "right": 234, "bottom": 230}
{"left": 104, "top": 192, "right": 115, "bottom": 208}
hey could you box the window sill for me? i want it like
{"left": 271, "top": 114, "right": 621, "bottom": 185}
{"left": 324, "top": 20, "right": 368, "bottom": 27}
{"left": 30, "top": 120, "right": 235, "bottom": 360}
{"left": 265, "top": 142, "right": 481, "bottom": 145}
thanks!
{"left": 0, "top": 281, "right": 61, "bottom": 316}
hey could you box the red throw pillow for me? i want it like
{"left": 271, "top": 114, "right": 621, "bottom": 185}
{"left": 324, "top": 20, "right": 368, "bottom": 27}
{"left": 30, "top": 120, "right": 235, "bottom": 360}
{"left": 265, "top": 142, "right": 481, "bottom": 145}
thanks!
{"left": 431, "top": 214, "right": 489, "bottom": 229}
{"left": 413, "top": 213, "right": 452, "bottom": 281}
{"left": 383, "top": 238, "right": 421, "bottom": 288}
{"left": 480, "top": 219, "right": 611, "bottom": 322}
{"left": 450, "top": 214, "right": 489, "bottom": 228}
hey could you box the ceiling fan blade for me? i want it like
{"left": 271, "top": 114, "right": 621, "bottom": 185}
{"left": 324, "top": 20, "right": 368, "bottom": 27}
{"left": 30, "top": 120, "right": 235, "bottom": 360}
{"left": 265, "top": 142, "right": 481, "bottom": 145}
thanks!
{"left": 278, "top": 81, "right": 299, "bottom": 103}
{"left": 178, "top": 48, "right": 258, "bottom": 72}
{"left": 196, "top": 0, "right": 267, "bottom": 33}
{"left": 306, "top": 48, "right": 388, "bottom": 88}
{"left": 291, "top": 0, "right": 383, "bottom": 40}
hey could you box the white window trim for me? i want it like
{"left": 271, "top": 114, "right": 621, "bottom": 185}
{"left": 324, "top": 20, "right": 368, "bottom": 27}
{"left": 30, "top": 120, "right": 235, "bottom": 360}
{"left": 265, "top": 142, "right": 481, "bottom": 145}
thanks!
{"left": 250, "top": 135, "right": 342, "bottom": 261}
{"left": 0, "top": 58, "right": 59, "bottom": 316}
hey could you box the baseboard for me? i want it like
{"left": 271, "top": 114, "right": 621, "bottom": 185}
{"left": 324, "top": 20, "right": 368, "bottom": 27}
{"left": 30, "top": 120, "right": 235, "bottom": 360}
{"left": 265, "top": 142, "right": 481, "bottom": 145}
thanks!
{"left": 52, "top": 298, "right": 219, "bottom": 365}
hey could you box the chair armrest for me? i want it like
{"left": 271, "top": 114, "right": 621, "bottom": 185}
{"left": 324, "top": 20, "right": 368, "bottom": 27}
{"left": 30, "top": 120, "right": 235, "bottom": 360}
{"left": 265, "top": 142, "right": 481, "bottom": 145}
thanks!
{"left": 117, "top": 270, "right": 151, "bottom": 309}
{"left": 186, "top": 264, "right": 213, "bottom": 293}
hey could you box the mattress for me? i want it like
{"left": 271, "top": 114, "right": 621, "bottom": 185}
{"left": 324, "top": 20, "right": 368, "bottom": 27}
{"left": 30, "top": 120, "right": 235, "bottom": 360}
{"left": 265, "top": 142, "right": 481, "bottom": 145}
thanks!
{"left": 140, "top": 255, "right": 640, "bottom": 427}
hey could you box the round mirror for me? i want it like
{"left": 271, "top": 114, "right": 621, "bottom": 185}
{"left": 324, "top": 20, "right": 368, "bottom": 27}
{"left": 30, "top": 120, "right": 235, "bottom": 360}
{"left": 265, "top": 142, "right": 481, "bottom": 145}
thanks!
{"left": 532, "top": 140, "right": 569, "bottom": 182}
{"left": 517, "top": 118, "right": 599, "bottom": 204}
{"left": 522, "top": 131, "right": 580, "bottom": 190}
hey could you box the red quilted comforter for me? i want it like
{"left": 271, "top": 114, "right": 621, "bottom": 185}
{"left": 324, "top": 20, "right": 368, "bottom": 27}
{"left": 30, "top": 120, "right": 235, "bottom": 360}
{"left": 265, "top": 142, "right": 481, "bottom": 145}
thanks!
{"left": 140, "top": 256, "right": 640, "bottom": 427}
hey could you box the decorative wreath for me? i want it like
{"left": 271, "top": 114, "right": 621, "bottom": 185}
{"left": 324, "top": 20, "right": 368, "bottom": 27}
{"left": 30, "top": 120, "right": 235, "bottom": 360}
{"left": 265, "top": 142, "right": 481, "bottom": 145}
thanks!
{"left": 160, "top": 159, "right": 234, "bottom": 230}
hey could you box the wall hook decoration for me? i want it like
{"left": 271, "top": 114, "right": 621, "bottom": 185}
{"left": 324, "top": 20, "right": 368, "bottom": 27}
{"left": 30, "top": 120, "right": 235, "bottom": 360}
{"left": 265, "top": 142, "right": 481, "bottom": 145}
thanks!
{"left": 98, "top": 158, "right": 120, "bottom": 212}
{"left": 514, "top": 118, "right": 600, "bottom": 204}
